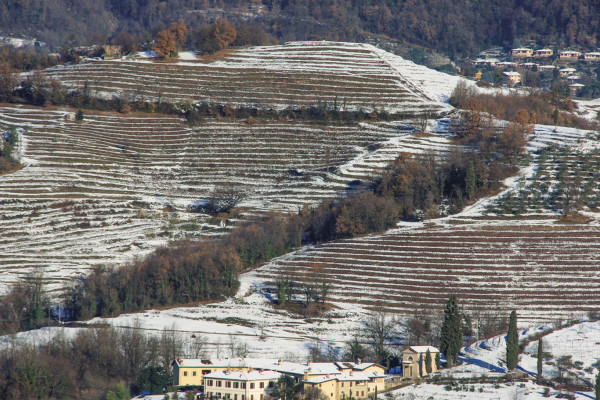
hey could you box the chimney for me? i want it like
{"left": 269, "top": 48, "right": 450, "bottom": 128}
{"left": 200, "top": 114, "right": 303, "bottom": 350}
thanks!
{"left": 226, "top": 368, "right": 231, "bottom": 374}
{"left": 357, "top": 358, "right": 361, "bottom": 365}
{"left": 260, "top": 369, "right": 264, "bottom": 374}
{"left": 278, "top": 359, "right": 282, "bottom": 365}
{"left": 307, "top": 361, "right": 312, "bottom": 366}
{"left": 350, "top": 371, "right": 353, "bottom": 376}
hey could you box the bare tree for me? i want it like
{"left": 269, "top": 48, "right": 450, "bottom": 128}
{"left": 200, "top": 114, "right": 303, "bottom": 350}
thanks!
{"left": 188, "top": 334, "right": 208, "bottom": 359}
{"left": 401, "top": 309, "right": 433, "bottom": 345}
{"left": 120, "top": 319, "right": 152, "bottom": 380}
{"left": 159, "top": 325, "right": 185, "bottom": 371}
{"left": 362, "top": 307, "right": 398, "bottom": 365}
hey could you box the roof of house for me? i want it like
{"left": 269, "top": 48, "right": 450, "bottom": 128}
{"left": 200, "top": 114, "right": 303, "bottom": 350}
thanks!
{"left": 512, "top": 48, "right": 532, "bottom": 51}
{"left": 503, "top": 71, "right": 521, "bottom": 76}
{"left": 204, "top": 370, "right": 282, "bottom": 381}
{"left": 402, "top": 346, "right": 440, "bottom": 354}
{"left": 352, "top": 362, "right": 384, "bottom": 371}
{"left": 174, "top": 358, "right": 384, "bottom": 378}
{"left": 304, "top": 371, "right": 376, "bottom": 384}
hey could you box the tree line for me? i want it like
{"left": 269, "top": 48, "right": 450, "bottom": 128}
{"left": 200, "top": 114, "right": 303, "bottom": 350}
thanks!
{"left": 2, "top": 0, "right": 600, "bottom": 59}
{"left": 0, "top": 323, "right": 197, "bottom": 399}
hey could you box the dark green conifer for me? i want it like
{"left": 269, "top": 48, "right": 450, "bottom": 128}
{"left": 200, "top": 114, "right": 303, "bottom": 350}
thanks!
{"left": 425, "top": 348, "right": 432, "bottom": 374}
{"left": 537, "top": 338, "right": 543, "bottom": 382}
{"left": 440, "top": 294, "right": 461, "bottom": 367}
{"left": 506, "top": 310, "right": 519, "bottom": 371}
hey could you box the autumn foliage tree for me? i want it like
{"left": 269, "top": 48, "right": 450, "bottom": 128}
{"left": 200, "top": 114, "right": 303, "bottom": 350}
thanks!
{"left": 195, "top": 19, "right": 238, "bottom": 54}
{"left": 153, "top": 20, "right": 187, "bottom": 59}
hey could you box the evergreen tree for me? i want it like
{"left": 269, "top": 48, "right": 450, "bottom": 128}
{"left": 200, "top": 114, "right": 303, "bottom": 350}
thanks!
{"left": 440, "top": 294, "right": 462, "bottom": 367}
{"left": 425, "top": 349, "right": 432, "bottom": 374}
{"left": 506, "top": 310, "right": 519, "bottom": 371}
{"left": 435, "top": 352, "right": 440, "bottom": 370}
{"left": 274, "top": 375, "right": 296, "bottom": 400}
{"left": 537, "top": 338, "right": 543, "bottom": 382}
{"left": 466, "top": 160, "right": 476, "bottom": 199}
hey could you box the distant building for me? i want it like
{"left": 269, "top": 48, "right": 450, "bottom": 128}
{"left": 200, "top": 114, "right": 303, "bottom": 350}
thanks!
{"left": 503, "top": 71, "right": 522, "bottom": 84}
{"left": 569, "top": 83, "right": 585, "bottom": 96}
{"left": 538, "top": 65, "right": 558, "bottom": 72}
{"left": 559, "top": 67, "right": 577, "bottom": 77}
{"left": 400, "top": 346, "right": 440, "bottom": 379}
{"left": 559, "top": 51, "right": 582, "bottom": 61}
{"left": 534, "top": 49, "right": 554, "bottom": 58}
{"left": 474, "top": 59, "right": 498, "bottom": 68}
{"left": 512, "top": 48, "right": 533, "bottom": 58}
{"left": 584, "top": 52, "right": 600, "bottom": 62}
{"left": 519, "top": 62, "right": 537, "bottom": 69}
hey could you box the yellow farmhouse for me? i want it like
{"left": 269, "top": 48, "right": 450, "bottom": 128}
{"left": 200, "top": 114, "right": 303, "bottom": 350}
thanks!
{"left": 204, "top": 370, "right": 281, "bottom": 400}
{"left": 173, "top": 358, "right": 387, "bottom": 389}
{"left": 303, "top": 370, "right": 386, "bottom": 400}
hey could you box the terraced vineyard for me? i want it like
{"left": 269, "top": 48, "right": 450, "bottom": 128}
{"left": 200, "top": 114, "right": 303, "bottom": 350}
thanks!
{"left": 257, "top": 223, "right": 600, "bottom": 325}
{"left": 45, "top": 41, "right": 454, "bottom": 115}
{"left": 248, "top": 124, "right": 600, "bottom": 326}
{"left": 0, "top": 105, "right": 453, "bottom": 294}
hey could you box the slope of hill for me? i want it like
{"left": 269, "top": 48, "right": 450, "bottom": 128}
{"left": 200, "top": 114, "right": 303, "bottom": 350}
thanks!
{"left": 250, "top": 122, "right": 600, "bottom": 326}
{"left": 45, "top": 41, "right": 453, "bottom": 115}
{"left": 0, "top": 105, "right": 454, "bottom": 294}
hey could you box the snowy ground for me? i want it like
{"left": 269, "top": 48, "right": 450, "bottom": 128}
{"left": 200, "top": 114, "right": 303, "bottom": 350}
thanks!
{"left": 388, "top": 381, "right": 594, "bottom": 400}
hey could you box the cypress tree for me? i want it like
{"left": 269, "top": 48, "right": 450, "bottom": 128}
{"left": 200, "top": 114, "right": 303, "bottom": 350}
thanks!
{"left": 435, "top": 352, "right": 440, "bottom": 370}
{"left": 440, "top": 294, "right": 462, "bottom": 367}
{"left": 506, "top": 310, "right": 519, "bottom": 371}
{"left": 425, "top": 349, "right": 432, "bottom": 374}
{"left": 537, "top": 338, "right": 543, "bottom": 382}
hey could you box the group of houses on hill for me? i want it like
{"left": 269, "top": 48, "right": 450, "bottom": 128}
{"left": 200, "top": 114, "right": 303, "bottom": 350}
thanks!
{"left": 471, "top": 46, "right": 600, "bottom": 93}
{"left": 172, "top": 346, "right": 440, "bottom": 400}
{"left": 511, "top": 48, "right": 600, "bottom": 62}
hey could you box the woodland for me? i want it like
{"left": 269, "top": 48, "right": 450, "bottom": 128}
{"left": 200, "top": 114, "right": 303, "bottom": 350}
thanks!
{"left": 2, "top": 0, "right": 600, "bottom": 57}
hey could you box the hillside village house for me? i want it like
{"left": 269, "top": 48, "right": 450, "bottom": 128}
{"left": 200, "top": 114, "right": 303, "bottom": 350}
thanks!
{"left": 511, "top": 48, "right": 533, "bottom": 58}
{"left": 584, "top": 52, "right": 600, "bottom": 62}
{"left": 204, "top": 370, "right": 281, "bottom": 400}
{"left": 534, "top": 49, "right": 553, "bottom": 58}
{"left": 559, "top": 67, "right": 577, "bottom": 77}
{"left": 503, "top": 71, "right": 521, "bottom": 84}
{"left": 539, "top": 65, "right": 557, "bottom": 73}
{"left": 400, "top": 346, "right": 440, "bottom": 379}
{"left": 559, "top": 51, "right": 582, "bottom": 61}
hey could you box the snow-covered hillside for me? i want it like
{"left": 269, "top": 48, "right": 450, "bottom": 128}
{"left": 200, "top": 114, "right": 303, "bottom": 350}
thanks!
{"left": 45, "top": 41, "right": 453, "bottom": 115}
